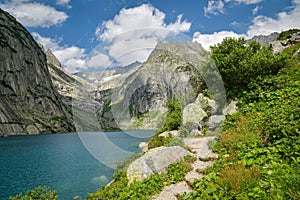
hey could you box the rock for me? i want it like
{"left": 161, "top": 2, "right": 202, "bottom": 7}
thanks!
{"left": 184, "top": 170, "right": 204, "bottom": 183}
{"left": 190, "top": 129, "right": 203, "bottom": 136}
{"left": 208, "top": 115, "right": 225, "bottom": 131}
{"left": 0, "top": 9, "right": 74, "bottom": 135}
{"left": 292, "top": 48, "right": 300, "bottom": 59}
{"left": 248, "top": 32, "right": 279, "bottom": 46}
{"left": 102, "top": 41, "right": 208, "bottom": 130}
{"left": 182, "top": 103, "right": 207, "bottom": 125}
{"left": 159, "top": 130, "right": 180, "bottom": 138}
{"left": 127, "top": 146, "right": 192, "bottom": 183}
{"left": 270, "top": 41, "right": 288, "bottom": 54}
{"left": 26, "top": 125, "right": 39, "bottom": 135}
{"left": 222, "top": 100, "right": 238, "bottom": 115}
{"left": 184, "top": 137, "right": 218, "bottom": 161}
{"left": 195, "top": 93, "right": 217, "bottom": 114}
{"left": 152, "top": 181, "right": 192, "bottom": 200}
{"left": 139, "top": 142, "right": 148, "bottom": 149}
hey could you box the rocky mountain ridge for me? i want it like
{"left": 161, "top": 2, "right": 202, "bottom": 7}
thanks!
{"left": 0, "top": 9, "right": 74, "bottom": 135}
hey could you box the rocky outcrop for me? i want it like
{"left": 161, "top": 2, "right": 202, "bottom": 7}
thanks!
{"left": 0, "top": 9, "right": 74, "bottom": 135}
{"left": 270, "top": 31, "right": 300, "bottom": 54}
{"left": 104, "top": 42, "right": 208, "bottom": 130}
{"left": 127, "top": 146, "right": 192, "bottom": 183}
{"left": 45, "top": 49, "right": 105, "bottom": 132}
{"left": 248, "top": 32, "right": 279, "bottom": 46}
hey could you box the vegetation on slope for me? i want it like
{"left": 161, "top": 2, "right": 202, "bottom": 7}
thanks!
{"left": 181, "top": 38, "right": 300, "bottom": 199}
{"left": 87, "top": 155, "right": 194, "bottom": 200}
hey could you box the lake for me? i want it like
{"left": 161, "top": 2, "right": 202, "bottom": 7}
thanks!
{"left": 0, "top": 130, "right": 153, "bottom": 200}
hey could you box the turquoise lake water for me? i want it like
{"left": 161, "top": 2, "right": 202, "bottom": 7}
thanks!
{"left": 0, "top": 130, "right": 153, "bottom": 200}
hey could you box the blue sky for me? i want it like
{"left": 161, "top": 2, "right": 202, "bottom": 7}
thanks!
{"left": 0, "top": 0, "right": 299, "bottom": 72}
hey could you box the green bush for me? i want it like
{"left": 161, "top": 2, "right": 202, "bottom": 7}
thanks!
{"left": 210, "top": 37, "right": 286, "bottom": 98}
{"left": 167, "top": 161, "right": 191, "bottom": 184}
{"left": 159, "top": 98, "right": 182, "bottom": 133}
{"left": 10, "top": 186, "right": 58, "bottom": 200}
{"left": 181, "top": 33, "right": 300, "bottom": 200}
{"left": 277, "top": 29, "right": 300, "bottom": 40}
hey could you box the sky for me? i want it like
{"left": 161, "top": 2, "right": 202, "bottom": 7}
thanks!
{"left": 0, "top": 0, "right": 299, "bottom": 73}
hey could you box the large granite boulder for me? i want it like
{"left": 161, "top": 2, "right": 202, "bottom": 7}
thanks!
{"left": 127, "top": 146, "right": 192, "bottom": 183}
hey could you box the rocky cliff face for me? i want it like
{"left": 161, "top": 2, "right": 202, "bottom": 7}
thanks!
{"left": 100, "top": 41, "right": 208, "bottom": 130}
{"left": 0, "top": 9, "right": 74, "bottom": 135}
{"left": 248, "top": 32, "right": 280, "bottom": 46}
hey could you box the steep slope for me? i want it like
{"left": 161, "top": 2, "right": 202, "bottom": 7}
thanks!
{"left": 100, "top": 41, "right": 209, "bottom": 130}
{"left": 46, "top": 49, "right": 102, "bottom": 132}
{"left": 0, "top": 9, "right": 74, "bottom": 135}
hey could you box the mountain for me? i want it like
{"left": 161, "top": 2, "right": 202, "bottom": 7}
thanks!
{"left": 98, "top": 41, "right": 209, "bottom": 130}
{"left": 45, "top": 49, "right": 103, "bottom": 132}
{"left": 0, "top": 9, "right": 74, "bottom": 135}
{"left": 74, "top": 61, "right": 142, "bottom": 84}
{"left": 248, "top": 32, "right": 280, "bottom": 46}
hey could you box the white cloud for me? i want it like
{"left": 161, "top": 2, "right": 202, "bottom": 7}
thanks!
{"left": 235, "top": 0, "right": 263, "bottom": 4}
{"left": 95, "top": 4, "right": 191, "bottom": 66}
{"left": 194, "top": 0, "right": 300, "bottom": 50}
{"left": 247, "top": 0, "right": 300, "bottom": 37}
{"left": 193, "top": 31, "right": 245, "bottom": 50}
{"left": 0, "top": 0, "right": 68, "bottom": 28}
{"left": 204, "top": 0, "right": 225, "bottom": 16}
{"left": 230, "top": 21, "right": 240, "bottom": 27}
{"left": 32, "top": 32, "right": 86, "bottom": 73}
{"left": 83, "top": 52, "right": 111, "bottom": 69}
{"left": 204, "top": 0, "right": 263, "bottom": 17}
{"left": 56, "top": 0, "right": 72, "bottom": 9}
{"left": 252, "top": 5, "right": 262, "bottom": 15}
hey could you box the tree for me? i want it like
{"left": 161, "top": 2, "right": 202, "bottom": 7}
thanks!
{"left": 10, "top": 186, "right": 58, "bottom": 200}
{"left": 210, "top": 37, "right": 284, "bottom": 98}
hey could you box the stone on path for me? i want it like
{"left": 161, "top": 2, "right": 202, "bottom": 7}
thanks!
{"left": 152, "top": 181, "right": 192, "bottom": 200}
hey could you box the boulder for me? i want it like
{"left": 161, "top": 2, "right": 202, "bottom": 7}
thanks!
{"left": 222, "top": 100, "right": 238, "bottom": 116}
{"left": 208, "top": 115, "right": 225, "bottom": 131}
{"left": 195, "top": 93, "right": 217, "bottom": 114}
{"left": 138, "top": 142, "right": 148, "bottom": 149}
{"left": 127, "top": 146, "right": 192, "bottom": 183}
{"left": 182, "top": 103, "right": 207, "bottom": 125}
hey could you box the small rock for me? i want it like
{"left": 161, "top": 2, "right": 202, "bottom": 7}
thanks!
{"left": 152, "top": 181, "right": 192, "bottom": 200}
{"left": 185, "top": 170, "right": 204, "bottom": 183}
{"left": 159, "top": 130, "right": 180, "bottom": 138}
{"left": 222, "top": 100, "right": 238, "bottom": 116}
{"left": 26, "top": 125, "right": 39, "bottom": 134}
{"left": 138, "top": 142, "right": 148, "bottom": 149}
{"left": 190, "top": 129, "right": 203, "bottom": 136}
{"left": 208, "top": 115, "right": 225, "bottom": 131}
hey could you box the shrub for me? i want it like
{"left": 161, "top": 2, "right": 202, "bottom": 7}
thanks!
{"left": 219, "top": 164, "right": 260, "bottom": 192}
{"left": 159, "top": 98, "right": 182, "bottom": 133}
{"left": 10, "top": 186, "right": 58, "bottom": 200}
{"left": 167, "top": 161, "right": 191, "bottom": 184}
{"left": 210, "top": 38, "right": 285, "bottom": 98}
